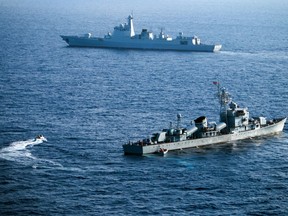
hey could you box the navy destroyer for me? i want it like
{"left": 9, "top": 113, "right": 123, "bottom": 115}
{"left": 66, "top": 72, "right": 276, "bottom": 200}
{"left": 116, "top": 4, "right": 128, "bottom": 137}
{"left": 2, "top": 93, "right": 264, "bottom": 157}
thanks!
{"left": 61, "top": 15, "right": 221, "bottom": 52}
{"left": 123, "top": 84, "right": 286, "bottom": 155}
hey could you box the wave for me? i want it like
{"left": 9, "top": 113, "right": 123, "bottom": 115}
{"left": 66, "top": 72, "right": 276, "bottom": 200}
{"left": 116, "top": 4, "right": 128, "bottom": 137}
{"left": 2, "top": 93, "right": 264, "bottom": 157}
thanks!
{"left": 0, "top": 137, "right": 63, "bottom": 169}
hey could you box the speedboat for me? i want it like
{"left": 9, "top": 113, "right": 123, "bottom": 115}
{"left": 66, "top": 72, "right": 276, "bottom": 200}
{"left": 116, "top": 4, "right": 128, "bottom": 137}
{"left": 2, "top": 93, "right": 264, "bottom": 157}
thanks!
{"left": 35, "top": 135, "right": 47, "bottom": 142}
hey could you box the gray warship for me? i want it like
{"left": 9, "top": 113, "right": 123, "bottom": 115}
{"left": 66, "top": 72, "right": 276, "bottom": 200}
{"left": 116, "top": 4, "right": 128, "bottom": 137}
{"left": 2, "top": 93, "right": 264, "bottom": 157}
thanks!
{"left": 61, "top": 15, "right": 221, "bottom": 52}
{"left": 123, "top": 84, "right": 286, "bottom": 155}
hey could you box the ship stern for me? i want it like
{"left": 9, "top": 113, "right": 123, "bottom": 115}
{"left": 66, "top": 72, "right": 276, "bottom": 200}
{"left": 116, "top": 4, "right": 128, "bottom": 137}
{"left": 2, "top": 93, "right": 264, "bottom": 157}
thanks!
{"left": 122, "top": 144, "right": 144, "bottom": 156}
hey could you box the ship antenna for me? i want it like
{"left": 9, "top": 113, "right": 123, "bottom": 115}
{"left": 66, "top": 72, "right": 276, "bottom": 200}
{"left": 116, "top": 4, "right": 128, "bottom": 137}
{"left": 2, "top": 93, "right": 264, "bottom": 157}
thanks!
{"left": 176, "top": 113, "right": 182, "bottom": 129}
{"left": 169, "top": 121, "right": 173, "bottom": 129}
{"left": 214, "top": 82, "right": 231, "bottom": 107}
{"left": 214, "top": 81, "right": 232, "bottom": 122}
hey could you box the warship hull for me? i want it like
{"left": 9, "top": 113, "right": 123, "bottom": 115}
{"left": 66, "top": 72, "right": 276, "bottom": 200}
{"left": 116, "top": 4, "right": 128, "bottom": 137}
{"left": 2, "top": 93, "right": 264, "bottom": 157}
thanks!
{"left": 60, "top": 36, "right": 221, "bottom": 52}
{"left": 123, "top": 117, "right": 286, "bottom": 155}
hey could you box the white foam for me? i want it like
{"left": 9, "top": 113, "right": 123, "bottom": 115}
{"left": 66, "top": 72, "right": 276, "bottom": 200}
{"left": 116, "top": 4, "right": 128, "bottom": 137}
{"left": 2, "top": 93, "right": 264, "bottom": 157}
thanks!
{"left": 0, "top": 139, "right": 40, "bottom": 163}
{"left": 1, "top": 139, "right": 43, "bottom": 153}
{"left": 0, "top": 138, "right": 56, "bottom": 167}
{"left": 0, "top": 138, "right": 76, "bottom": 170}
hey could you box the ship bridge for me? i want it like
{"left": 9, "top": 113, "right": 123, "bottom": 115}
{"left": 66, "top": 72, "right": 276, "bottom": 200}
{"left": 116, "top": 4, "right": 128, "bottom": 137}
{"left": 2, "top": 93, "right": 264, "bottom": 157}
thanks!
{"left": 112, "top": 15, "right": 135, "bottom": 38}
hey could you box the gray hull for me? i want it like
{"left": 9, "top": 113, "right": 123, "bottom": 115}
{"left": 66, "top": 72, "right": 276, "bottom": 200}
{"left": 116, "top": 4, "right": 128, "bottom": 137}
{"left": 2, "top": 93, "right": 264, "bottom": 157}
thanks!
{"left": 123, "top": 118, "right": 286, "bottom": 155}
{"left": 61, "top": 36, "right": 221, "bottom": 52}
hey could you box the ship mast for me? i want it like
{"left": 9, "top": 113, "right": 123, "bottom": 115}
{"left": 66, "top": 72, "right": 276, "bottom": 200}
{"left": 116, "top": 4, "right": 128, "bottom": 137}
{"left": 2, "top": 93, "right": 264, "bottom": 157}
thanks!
{"left": 176, "top": 113, "right": 182, "bottom": 129}
{"left": 128, "top": 15, "right": 135, "bottom": 37}
{"left": 214, "top": 82, "right": 231, "bottom": 123}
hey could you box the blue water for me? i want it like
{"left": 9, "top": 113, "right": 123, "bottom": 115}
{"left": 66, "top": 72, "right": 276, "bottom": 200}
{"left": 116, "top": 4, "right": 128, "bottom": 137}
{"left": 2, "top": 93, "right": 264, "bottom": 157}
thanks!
{"left": 1, "top": 0, "right": 288, "bottom": 215}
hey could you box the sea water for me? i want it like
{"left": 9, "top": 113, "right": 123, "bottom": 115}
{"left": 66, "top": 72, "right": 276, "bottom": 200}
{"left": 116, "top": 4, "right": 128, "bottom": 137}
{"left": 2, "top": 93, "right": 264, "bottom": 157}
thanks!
{"left": 1, "top": 0, "right": 288, "bottom": 215}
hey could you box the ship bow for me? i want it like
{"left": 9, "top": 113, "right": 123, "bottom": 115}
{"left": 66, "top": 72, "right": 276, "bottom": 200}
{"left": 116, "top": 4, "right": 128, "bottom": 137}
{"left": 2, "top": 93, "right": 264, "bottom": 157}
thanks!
{"left": 60, "top": 35, "right": 70, "bottom": 45}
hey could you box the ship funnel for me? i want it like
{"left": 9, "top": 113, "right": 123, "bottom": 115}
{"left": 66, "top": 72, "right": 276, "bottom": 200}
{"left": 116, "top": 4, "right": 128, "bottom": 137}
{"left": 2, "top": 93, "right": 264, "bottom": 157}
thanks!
{"left": 194, "top": 116, "right": 208, "bottom": 129}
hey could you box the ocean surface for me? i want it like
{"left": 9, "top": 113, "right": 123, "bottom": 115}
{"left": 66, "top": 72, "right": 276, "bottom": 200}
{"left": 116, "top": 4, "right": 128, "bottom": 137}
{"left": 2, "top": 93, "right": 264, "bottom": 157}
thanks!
{"left": 1, "top": 0, "right": 288, "bottom": 215}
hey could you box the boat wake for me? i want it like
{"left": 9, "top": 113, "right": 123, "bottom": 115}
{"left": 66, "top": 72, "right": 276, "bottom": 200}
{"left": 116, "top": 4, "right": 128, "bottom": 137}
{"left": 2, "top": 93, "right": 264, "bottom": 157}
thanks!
{"left": 221, "top": 50, "right": 288, "bottom": 60}
{"left": 1, "top": 138, "right": 44, "bottom": 153}
{"left": 0, "top": 136, "right": 62, "bottom": 169}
